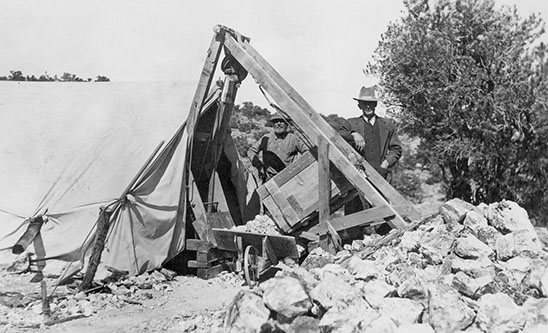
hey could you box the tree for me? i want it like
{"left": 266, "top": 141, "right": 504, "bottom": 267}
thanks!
{"left": 8, "top": 70, "right": 25, "bottom": 81}
{"left": 95, "top": 75, "right": 110, "bottom": 82}
{"left": 368, "top": 0, "right": 548, "bottom": 224}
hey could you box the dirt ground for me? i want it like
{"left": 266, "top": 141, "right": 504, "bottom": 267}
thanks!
{"left": 1, "top": 270, "right": 243, "bottom": 333}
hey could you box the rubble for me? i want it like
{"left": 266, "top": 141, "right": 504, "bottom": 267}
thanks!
{"left": 0, "top": 268, "right": 184, "bottom": 330}
{"left": 221, "top": 199, "right": 548, "bottom": 332}
{"left": 232, "top": 214, "right": 281, "bottom": 235}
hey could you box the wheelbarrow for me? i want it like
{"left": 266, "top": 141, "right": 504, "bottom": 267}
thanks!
{"left": 211, "top": 228, "right": 299, "bottom": 287}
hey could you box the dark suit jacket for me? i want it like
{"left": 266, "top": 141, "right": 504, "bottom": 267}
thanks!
{"left": 338, "top": 116, "right": 402, "bottom": 175}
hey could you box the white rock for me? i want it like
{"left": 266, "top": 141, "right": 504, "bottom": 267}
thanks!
{"left": 223, "top": 291, "right": 270, "bottom": 333}
{"left": 348, "top": 258, "right": 379, "bottom": 281}
{"left": 425, "top": 283, "right": 476, "bottom": 332}
{"left": 496, "top": 233, "right": 517, "bottom": 261}
{"left": 399, "top": 231, "right": 422, "bottom": 253}
{"left": 395, "top": 323, "right": 435, "bottom": 333}
{"left": 319, "top": 297, "right": 378, "bottom": 333}
{"left": 361, "top": 279, "right": 396, "bottom": 308}
{"left": 451, "top": 256, "right": 494, "bottom": 278}
{"left": 378, "top": 297, "right": 423, "bottom": 326}
{"left": 463, "top": 210, "right": 488, "bottom": 233}
{"left": 540, "top": 268, "right": 548, "bottom": 297}
{"left": 484, "top": 200, "right": 535, "bottom": 234}
{"left": 261, "top": 276, "right": 312, "bottom": 321}
{"left": 522, "top": 298, "right": 548, "bottom": 332}
{"left": 440, "top": 198, "right": 477, "bottom": 224}
{"left": 309, "top": 273, "right": 357, "bottom": 310}
{"left": 476, "top": 292, "right": 526, "bottom": 332}
{"left": 360, "top": 315, "right": 398, "bottom": 333}
{"left": 454, "top": 234, "right": 494, "bottom": 259}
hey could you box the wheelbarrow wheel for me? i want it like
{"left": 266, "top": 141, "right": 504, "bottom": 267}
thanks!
{"left": 244, "top": 245, "right": 259, "bottom": 288}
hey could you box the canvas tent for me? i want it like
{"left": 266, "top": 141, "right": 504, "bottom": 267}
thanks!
{"left": 0, "top": 81, "right": 254, "bottom": 277}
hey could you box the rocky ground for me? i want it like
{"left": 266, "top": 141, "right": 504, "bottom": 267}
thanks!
{"left": 4, "top": 192, "right": 548, "bottom": 332}
{"left": 0, "top": 268, "right": 242, "bottom": 332}
{"left": 221, "top": 199, "right": 548, "bottom": 332}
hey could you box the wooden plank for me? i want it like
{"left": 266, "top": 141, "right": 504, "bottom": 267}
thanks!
{"left": 197, "top": 264, "right": 225, "bottom": 279}
{"left": 186, "top": 30, "right": 223, "bottom": 144}
{"left": 286, "top": 195, "right": 305, "bottom": 217}
{"left": 205, "top": 211, "right": 235, "bottom": 229}
{"left": 265, "top": 154, "right": 349, "bottom": 224}
{"left": 196, "top": 249, "right": 232, "bottom": 262}
{"left": 296, "top": 231, "right": 320, "bottom": 242}
{"left": 211, "top": 228, "right": 299, "bottom": 258}
{"left": 307, "top": 205, "right": 395, "bottom": 235}
{"left": 186, "top": 239, "right": 211, "bottom": 252}
{"left": 223, "top": 34, "right": 416, "bottom": 228}
{"left": 189, "top": 172, "right": 216, "bottom": 245}
{"left": 256, "top": 185, "right": 269, "bottom": 199}
{"left": 259, "top": 192, "right": 292, "bottom": 232}
{"left": 262, "top": 237, "right": 278, "bottom": 266}
{"left": 272, "top": 151, "right": 316, "bottom": 187}
{"left": 263, "top": 181, "right": 301, "bottom": 227}
{"left": 209, "top": 76, "right": 240, "bottom": 215}
{"left": 188, "top": 260, "right": 211, "bottom": 269}
{"left": 318, "top": 136, "right": 330, "bottom": 225}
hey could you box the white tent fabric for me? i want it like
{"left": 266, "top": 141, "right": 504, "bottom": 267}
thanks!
{"left": 0, "top": 81, "right": 194, "bottom": 273}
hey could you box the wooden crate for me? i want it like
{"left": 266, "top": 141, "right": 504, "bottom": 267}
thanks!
{"left": 257, "top": 151, "right": 354, "bottom": 233}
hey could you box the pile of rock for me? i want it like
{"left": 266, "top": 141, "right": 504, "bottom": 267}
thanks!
{"left": 232, "top": 215, "right": 281, "bottom": 235}
{"left": 221, "top": 199, "right": 548, "bottom": 332}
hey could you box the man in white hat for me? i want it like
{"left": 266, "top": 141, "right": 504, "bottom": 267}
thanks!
{"left": 248, "top": 112, "right": 309, "bottom": 182}
{"left": 338, "top": 86, "right": 402, "bottom": 214}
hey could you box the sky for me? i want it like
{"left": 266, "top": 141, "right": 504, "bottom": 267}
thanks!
{"left": 1, "top": 0, "right": 547, "bottom": 118}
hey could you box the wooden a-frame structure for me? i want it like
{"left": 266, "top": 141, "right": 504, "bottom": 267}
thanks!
{"left": 184, "top": 25, "right": 419, "bottom": 262}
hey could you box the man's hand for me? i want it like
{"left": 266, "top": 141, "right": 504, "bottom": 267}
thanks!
{"left": 380, "top": 159, "right": 389, "bottom": 169}
{"left": 351, "top": 132, "right": 365, "bottom": 151}
{"left": 251, "top": 156, "right": 263, "bottom": 169}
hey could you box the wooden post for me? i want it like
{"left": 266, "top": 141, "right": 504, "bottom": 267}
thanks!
{"left": 41, "top": 280, "right": 50, "bottom": 319}
{"left": 207, "top": 73, "right": 240, "bottom": 213}
{"left": 318, "top": 136, "right": 330, "bottom": 225}
{"left": 186, "top": 29, "right": 223, "bottom": 145}
{"left": 318, "top": 136, "right": 342, "bottom": 253}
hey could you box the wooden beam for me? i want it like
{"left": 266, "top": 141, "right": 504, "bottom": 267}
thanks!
{"left": 318, "top": 136, "right": 331, "bottom": 225}
{"left": 307, "top": 205, "right": 395, "bottom": 235}
{"left": 186, "top": 239, "right": 211, "bottom": 252}
{"left": 223, "top": 34, "right": 413, "bottom": 228}
{"left": 186, "top": 30, "right": 223, "bottom": 146}
{"left": 211, "top": 228, "right": 299, "bottom": 259}
{"left": 189, "top": 172, "right": 216, "bottom": 246}
{"left": 208, "top": 75, "right": 240, "bottom": 210}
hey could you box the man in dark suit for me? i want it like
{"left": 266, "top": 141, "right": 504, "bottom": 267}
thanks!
{"left": 338, "top": 86, "right": 402, "bottom": 214}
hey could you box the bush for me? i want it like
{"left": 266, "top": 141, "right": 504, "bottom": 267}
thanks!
{"left": 391, "top": 169, "right": 423, "bottom": 203}
{"left": 368, "top": 0, "right": 548, "bottom": 224}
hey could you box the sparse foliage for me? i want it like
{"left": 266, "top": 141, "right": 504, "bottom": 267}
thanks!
{"left": 368, "top": 0, "right": 548, "bottom": 224}
{"left": 230, "top": 102, "right": 273, "bottom": 157}
{"left": 0, "top": 70, "right": 110, "bottom": 82}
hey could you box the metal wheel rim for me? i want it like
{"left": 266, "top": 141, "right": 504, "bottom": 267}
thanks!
{"left": 244, "top": 245, "right": 259, "bottom": 288}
